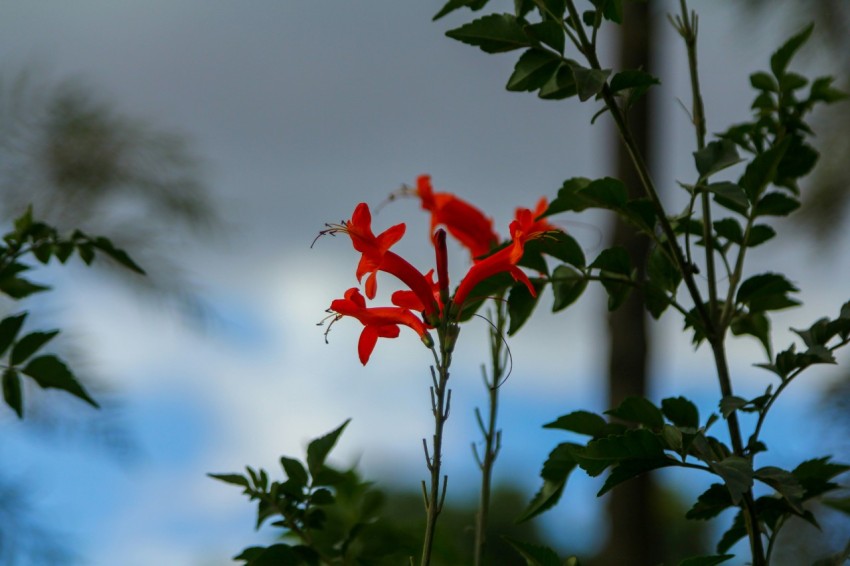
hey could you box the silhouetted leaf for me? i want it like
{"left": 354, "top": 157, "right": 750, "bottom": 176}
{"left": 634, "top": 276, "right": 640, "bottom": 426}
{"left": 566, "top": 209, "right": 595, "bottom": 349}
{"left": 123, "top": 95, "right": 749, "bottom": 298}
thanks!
{"left": 2, "top": 368, "right": 23, "bottom": 418}
{"left": 10, "top": 330, "right": 59, "bottom": 365}
{"left": 306, "top": 419, "right": 350, "bottom": 480}
{"left": 21, "top": 355, "right": 98, "bottom": 407}
{"left": 445, "top": 14, "right": 531, "bottom": 53}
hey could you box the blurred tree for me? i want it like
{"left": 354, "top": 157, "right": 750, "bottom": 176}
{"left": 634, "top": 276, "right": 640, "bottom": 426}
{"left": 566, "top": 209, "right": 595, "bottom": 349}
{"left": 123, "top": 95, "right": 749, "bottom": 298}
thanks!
{"left": 597, "top": 3, "right": 661, "bottom": 564}
{"left": 0, "top": 69, "right": 217, "bottom": 564}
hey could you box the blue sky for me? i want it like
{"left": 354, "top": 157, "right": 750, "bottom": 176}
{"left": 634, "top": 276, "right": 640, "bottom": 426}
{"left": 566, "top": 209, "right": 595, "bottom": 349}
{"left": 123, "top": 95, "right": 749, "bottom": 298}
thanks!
{"left": 1, "top": 2, "right": 849, "bottom": 565}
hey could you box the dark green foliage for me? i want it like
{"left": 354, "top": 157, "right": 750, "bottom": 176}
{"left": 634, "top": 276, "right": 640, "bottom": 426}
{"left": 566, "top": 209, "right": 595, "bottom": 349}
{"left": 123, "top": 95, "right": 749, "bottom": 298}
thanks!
{"left": 0, "top": 207, "right": 142, "bottom": 417}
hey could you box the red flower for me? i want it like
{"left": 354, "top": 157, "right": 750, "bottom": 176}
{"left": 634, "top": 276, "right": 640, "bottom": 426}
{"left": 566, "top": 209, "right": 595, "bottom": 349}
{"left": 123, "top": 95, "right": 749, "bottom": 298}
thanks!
{"left": 324, "top": 203, "right": 439, "bottom": 317}
{"left": 330, "top": 288, "right": 433, "bottom": 364}
{"left": 415, "top": 175, "right": 499, "bottom": 259}
{"left": 452, "top": 200, "right": 559, "bottom": 308}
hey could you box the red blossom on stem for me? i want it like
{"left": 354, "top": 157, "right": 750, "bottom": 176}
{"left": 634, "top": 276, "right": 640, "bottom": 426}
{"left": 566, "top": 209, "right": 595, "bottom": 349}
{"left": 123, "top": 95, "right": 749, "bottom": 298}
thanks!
{"left": 414, "top": 175, "right": 499, "bottom": 259}
{"left": 329, "top": 288, "right": 432, "bottom": 365}
{"left": 323, "top": 203, "right": 439, "bottom": 317}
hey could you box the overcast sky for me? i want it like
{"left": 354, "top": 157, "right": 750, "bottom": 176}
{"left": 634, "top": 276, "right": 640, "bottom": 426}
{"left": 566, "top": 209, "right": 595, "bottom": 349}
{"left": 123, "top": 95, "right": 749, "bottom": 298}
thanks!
{"left": 1, "top": 2, "right": 848, "bottom": 564}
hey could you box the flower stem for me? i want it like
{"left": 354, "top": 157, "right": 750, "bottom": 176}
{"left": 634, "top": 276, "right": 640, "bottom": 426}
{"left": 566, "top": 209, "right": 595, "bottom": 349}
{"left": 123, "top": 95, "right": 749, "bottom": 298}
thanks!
{"left": 420, "top": 317, "right": 456, "bottom": 566}
{"left": 473, "top": 300, "right": 506, "bottom": 566}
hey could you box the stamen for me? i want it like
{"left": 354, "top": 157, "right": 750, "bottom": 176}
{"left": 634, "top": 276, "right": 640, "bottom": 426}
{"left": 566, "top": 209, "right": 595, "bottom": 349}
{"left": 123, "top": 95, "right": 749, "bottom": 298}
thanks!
{"left": 311, "top": 221, "right": 348, "bottom": 248}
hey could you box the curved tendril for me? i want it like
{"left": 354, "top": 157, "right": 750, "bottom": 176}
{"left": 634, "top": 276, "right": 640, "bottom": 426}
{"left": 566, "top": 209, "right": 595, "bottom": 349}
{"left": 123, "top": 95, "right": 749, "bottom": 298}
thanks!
{"left": 471, "top": 312, "right": 514, "bottom": 388}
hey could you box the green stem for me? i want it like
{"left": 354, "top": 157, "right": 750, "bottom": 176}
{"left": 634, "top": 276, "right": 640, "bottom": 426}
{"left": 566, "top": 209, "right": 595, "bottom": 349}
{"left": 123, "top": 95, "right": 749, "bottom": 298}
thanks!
{"left": 420, "top": 317, "right": 455, "bottom": 566}
{"left": 473, "top": 300, "right": 506, "bottom": 566}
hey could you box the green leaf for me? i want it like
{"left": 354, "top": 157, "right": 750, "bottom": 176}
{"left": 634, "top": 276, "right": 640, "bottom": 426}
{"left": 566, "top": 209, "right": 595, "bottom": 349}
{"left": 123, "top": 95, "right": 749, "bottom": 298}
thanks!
{"left": 10, "top": 330, "right": 59, "bottom": 365}
{"left": 569, "top": 64, "right": 611, "bottom": 102}
{"left": 503, "top": 538, "right": 562, "bottom": 566}
{"left": 0, "top": 276, "right": 50, "bottom": 299}
{"left": 822, "top": 496, "right": 850, "bottom": 516}
{"left": 705, "top": 182, "right": 749, "bottom": 211}
{"left": 507, "top": 279, "right": 545, "bottom": 335}
{"left": 526, "top": 231, "right": 585, "bottom": 268}
{"left": 609, "top": 69, "right": 660, "bottom": 96}
{"left": 770, "top": 23, "right": 814, "bottom": 79}
{"left": 750, "top": 71, "right": 777, "bottom": 92}
{"left": 713, "top": 218, "right": 743, "bottom": 244}
{"left": 543, "top": 410, "right": 619, "bottom": 438}
{"left": 544, "top": 177, "right": 592, "bottom": 216}
{"left": 445, "top": 14, "right": 531, "bottom": 53}
{"left": 746, "top": 225, "right": 776, "bottom": 247}
{"left": 507, "top": 49, "right": 562, "bottom": 92}
{"left": 738, "top": 137, "right": 791, "bottom": 202}
{"left": 208, "top": 473, "right": 250, "bottom": 489}
{"left": 755, "top": 466, "right": 804, "bottom": 513}
{"left": 518, "top": 442, "right": 578, "bottom": 522}
{"left": 433, "top": 0, "right": 489, "bottom": 20}
{"left": 598, "top": 456, "right": 676, "bottom": 496}
{"left": 234, "top": 543, "right": 308, "bottom": 565}
{"left": 710, "top": 456, "right": 753, "bottom": 504}
{"left": 694, "top": 140, "right": 741, "bottom": 179}
{"left": 753, "top": 192, "right": 800, "bottom": 217}
{"left": 809, "top": 76, "right": 849, "bottom": 104}
{"left": 0, "top": 313, "right": 27, "bottom": 358}
{"left": 524, "top": 19, "right": 564, "bottom": 54}
{"left": 3, "top": 368, "right": 23, "bottom": 418}
{"left": 736, "top": 273, "right": 800, "bottom": 312}
{"left": 679, "top": 555, "right": 735, "bottom": 566}
{"left": 280, "top": 456, "right": 309, "bottom": 488}
{"left": 580, "top": 429, "right": 666, "bottom": 466}
{"left": 661, "top": 397, "right": 700, "bottom": 429}
{"left": 591, "top": 247, "right": 632, "bottom": 310}
{"left": 716, "top": 511, "right": 746, "bottom": 554}
{"left": 647, "top": 245, "right": 680, "bottom": 295}
{"left": 792, "top": 457, "right": 850, "bottom": 500}
{"left": 730, "top": 311, "right": 772, "bottom": 359}
{"left": 92, "top": 237, "right": 146, "bottom": 275}
{"left": 590, "top": 246, "right": 630, "bottom": 275}
{"left": 686, "top": 484, "right": 733, "bottom": 521}
{"left": 583, "top": 177, "right": 628, "bottom": 208}
{"left": 306, "top": 419, "right": 350, "bottom": 479}
{"left": 538, "top": 0, "right": 566, "bottom": 19}
{"left": 551, "top": 265, "right": 586, "bottom": 312}
{"left": 21, "top": 355, "right": 98, "bottom": 408}
{"left": 538, "top": 63, "right": 578, "bottom": 100}
{"left": 605, "top": 396, "right": 664, "bottom": 429}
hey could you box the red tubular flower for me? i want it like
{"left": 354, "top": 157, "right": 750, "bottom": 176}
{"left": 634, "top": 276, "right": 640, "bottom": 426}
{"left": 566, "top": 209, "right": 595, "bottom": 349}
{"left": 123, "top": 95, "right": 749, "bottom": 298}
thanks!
{"left": 415, "top": 175, "right": 499, "bottom": 259}
{"left": 433, "top": 229, "right": 450, "bottom": 305}
{"left": 452, "top": 199, "right": 559, "bottom": 309}
{"left": 330, "top": 288, "right": 433, "bottom": 365}
{"left": 327, "top": 203, "right": 439, "bottom": 317}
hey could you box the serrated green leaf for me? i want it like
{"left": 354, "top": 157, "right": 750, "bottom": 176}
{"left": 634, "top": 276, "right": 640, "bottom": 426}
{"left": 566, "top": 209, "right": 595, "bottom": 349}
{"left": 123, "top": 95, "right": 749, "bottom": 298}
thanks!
{"left": 22, "top": 355, "right": 98, "bottom": 408}
{"left": 590, "top": 246, "right": 630, "bottom": 275}
{"left": 694, "top": 140, "right": 741, "bottom": 179}
{"left": 809, "top": 76, "right": 849, "bottom": 104}
{"left": 543, "top": 177, "right": 592, "bottom": 216}
{"left": 10, "top": 330, "right": 59, "bottom": 365}
{"left": 538, "top": 63, "right": 578, "bottom": 100}
{"left": 736, "top": 273, "right": 800, "bottom": 312}
{"left": 527, "top": 231, "right": 585, "bottom": 268}
{"left": 569, "top": 64, "right": 611, "bottom": 102}
{"left": 445, "top": 13, "right": 532, "bottom": 53}
{"left": 822, "top": 496, "right": 850, "bottom": 516}
{"left": 503, "top": 537, "right": 562, "bottom": 566}
{"left": 661, "top": 396, "right": 700, "bottom": 429}
{"left": 3, "top": 368, "right": 23, "bottom": 418}
{"left": 739, "top": 137, "right": 791, "bottom": 202}
{"left": 710, "top": 456, "right": 753, "bottom": 504}
{"left": 755, "top": 466, "right": 804, "bottom": 513}
{"left": 507, "top": 49, "right": 562, "bottom": 92}
{"left": 609, "top": 69, "right": 660, "bottom": 95}
{"left": 306, "top": 419, "right": 350, "bottom": 479}
{"left": 551, "top": 265, "right": 586, "bottom": 312}
{"left": 518, "top": 443, "right": 578, "bottom": 522}
{"left": 770, "top": 23, "right": 813, "bottom": 79}
{"left": 704, "top": 182, "right": 749, "bottom": 210}
{"left": 524, "top": 19, "right": 564, "bottom": 54}
{"left": 713, "top": 218, "right": 743, "bottom": 244}
{"left": 686, "top": 484, "right": 733, "bottom": 521}
{"left": 598, "top": 456, "right": 676, "bottom": 496}
{"left": 0, "top": 313, "right": 27, "bottom": 358}
{"left": 605, "top": 396, "right": 664, "bottom": 429}
{"left": 717, "top": 510, "right": 746, "bottom": 554}
{"left": 730, "top": 311, "right": 772, "bottom": 359}
{"left": 234, "top": 543, "right": 307, "bottom": 566}
{"left": 792, "top": 457, "right": 850, "bottom": 500}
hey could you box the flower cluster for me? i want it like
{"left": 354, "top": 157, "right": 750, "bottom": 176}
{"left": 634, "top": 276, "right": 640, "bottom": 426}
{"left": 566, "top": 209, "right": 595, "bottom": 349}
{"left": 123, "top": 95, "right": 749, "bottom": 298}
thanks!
{"left": 320, "top": 175, "right": 560, "bottom": 364}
